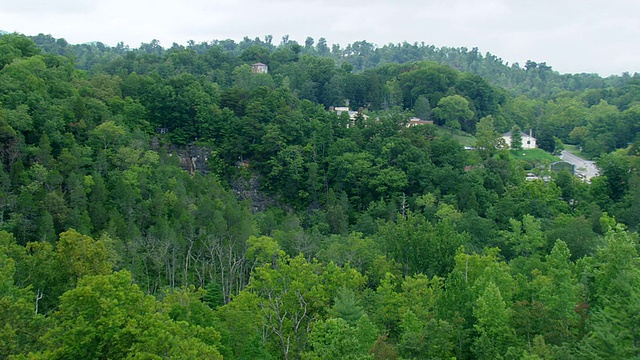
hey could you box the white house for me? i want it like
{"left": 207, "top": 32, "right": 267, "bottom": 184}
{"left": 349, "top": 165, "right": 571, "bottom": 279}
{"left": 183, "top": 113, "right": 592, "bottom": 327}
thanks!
{"left": 251, "top": 62, "right": 268, "bottom": 74}
{"left": 502, "top": 130, "right": 537, "bottom": 149}
{"left": 406, "top": 117, "right": 434, "bottom": 127}
{"left": 331, "top": 106, "right": 369, "bottom": 128}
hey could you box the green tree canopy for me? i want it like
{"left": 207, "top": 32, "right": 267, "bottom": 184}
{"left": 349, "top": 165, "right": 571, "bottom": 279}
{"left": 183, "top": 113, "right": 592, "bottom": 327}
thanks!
{"left": 433, "top": 95, "right": 474, "bottom": 133}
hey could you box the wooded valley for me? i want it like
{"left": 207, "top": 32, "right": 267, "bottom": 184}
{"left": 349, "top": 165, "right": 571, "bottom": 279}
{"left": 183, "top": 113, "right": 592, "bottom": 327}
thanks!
{"left": 1, "top": 32, "right": 640, "bottom": 359}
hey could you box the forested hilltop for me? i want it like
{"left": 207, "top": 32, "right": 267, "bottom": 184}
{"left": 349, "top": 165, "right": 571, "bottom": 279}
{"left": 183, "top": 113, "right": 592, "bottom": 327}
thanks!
{"left": 1, "top": 32, "right": 640, "bottom": 359}
{"left": 29, "top": 33, "right": 639, "bottom": 97}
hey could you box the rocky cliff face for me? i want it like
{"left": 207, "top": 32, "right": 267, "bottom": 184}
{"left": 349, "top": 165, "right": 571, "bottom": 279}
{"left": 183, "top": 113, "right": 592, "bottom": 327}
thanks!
{"left": 231, "top": 174, "right": 275, "bottom": 213}
{"left": 151, "top": 137, "right": 212, "bottom": 176}
{"left": 168, "top": 145, "right": 210, "bottom": 176}
{"left": 153, "top": 140, "right": 275, "bottom": 212}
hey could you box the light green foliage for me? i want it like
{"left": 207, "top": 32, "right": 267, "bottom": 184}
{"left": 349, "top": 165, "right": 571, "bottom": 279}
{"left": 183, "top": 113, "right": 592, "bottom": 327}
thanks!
{"left": 475, "top": 115, "right": 507, "bottom": 159}
{"left": 89, "top": 120, "right": 127, "bottom": 150}
{"left": 449, "top": 251, "right": 517, "bottom": 358}
{"left": 369, "top": 166, "right": 408, "bottom": 198}
{"left": 246, "top": 253, "right": 365, "bottom": 359}
{"left": 30, "top": 270, "right": 222, "bottom": 359}
{"left": 541, "top": 97, "right": 587, "bottom": 142}
{"left": 453, "top": 248, "right": 513, "bottom": 301}
{"left": 0, "top": 34, "right": 40, "bottom": 68}
{"left": 370, "top": 273, "right": 403, "bottom": 339}
{"left": 499, "top": 96, "right": 538, "bottom": 132}
{"left": 396, "top": 276, "right": 453, "bottom": 359}
{"left": 472, "top": 282, "right": 518, "bottom": 360}
{"left": 435, "top": 269, "right": 475, "bottom": 358}
{"left": 533, "top": 240, "right": 580, "bottom": 344}
{"left": 398, "top": 310, "right": 456, "bottom": 360}
{"left": 401, "top": 274, "right": 441, "bottom": 317}
{"left": 397, "top": 62, "right": 459, "bottom": 110}
{"left": 583, "top": 100, "right": 621, "bottom": 156}
{"left": 435, "top": 202, "right": 462, "bottom": 222}
{"left": 9, "top": 230, "right": 114, "bottom": 315}
{"left": 596, "top": 152, "right": 632, "bottom": 202}
{"left": 0, "top": 231, "right": 47, "bottom": 358}
{"left": 215, "top": 290, "right": 271, "bottom": 359}
{"left": 473, "top": 261, "right": 515, "bottom": 304}
{"left": 433, "top": 95, "right": 474, "bottom": 132}
{"left": 55, "top": 229, "right": 112, "bottom": 282}
{"left": 499, "top": 215, "right": 547, "bottom": 258}
{"left": 505, "top": 180, "right": 569, "bottom": 219}
{"left": 160, "top": 286, "right": 220, "bottom": 330}
{"left": 246, "top": 235, "right": 284, "bottom": 268}
{"left": 581, "top": 225, "right": 640, "bottom": 358}
{"left": 304, "top": 316, "right": 377, "bottom": 360}
{"left": 521, "top": 335, "right": 554, "bottom": 360}
{"left": 5, "top": 105, "right": 33, "bottom": 133}
{"left": 317, "top": 232, "right": 379, "bottom": 274}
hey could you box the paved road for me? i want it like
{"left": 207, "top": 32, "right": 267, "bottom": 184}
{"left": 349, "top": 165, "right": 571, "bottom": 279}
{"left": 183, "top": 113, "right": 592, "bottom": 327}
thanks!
{"left": 560, "top": 150, "right": 599, "bottom": 180}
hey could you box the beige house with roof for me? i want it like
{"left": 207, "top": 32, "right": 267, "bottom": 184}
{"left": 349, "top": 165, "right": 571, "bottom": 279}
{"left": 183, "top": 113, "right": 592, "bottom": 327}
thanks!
{"left": 502, "top": 130, "right": 537, "bottom": 149}
{"left": 251, "top": 62, "right": 268, "bottom": 74}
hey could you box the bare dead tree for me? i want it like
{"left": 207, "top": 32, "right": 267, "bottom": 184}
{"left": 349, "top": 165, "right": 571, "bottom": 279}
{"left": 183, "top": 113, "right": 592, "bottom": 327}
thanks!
{"left": 35, "top": 288, "right": 44, "bottom": 315}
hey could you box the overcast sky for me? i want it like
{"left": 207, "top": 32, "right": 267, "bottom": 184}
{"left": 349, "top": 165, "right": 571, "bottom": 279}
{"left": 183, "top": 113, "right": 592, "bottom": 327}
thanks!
{"left": 1, "top": 0, "right": 638, "bottom": 76}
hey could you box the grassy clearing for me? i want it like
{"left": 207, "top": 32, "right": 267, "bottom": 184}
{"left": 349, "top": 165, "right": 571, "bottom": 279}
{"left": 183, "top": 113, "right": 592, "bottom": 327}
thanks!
{"left": 509, "top": 149, "right": 560, "bottom": 163}
{"left": 433, "top": 125, "right": 477, "bottom": 147}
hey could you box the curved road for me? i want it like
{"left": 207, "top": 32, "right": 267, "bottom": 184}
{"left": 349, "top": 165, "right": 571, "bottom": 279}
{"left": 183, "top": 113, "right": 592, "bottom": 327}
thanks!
{"left": 560, "top": 150, "right": 599, "bottom": 180}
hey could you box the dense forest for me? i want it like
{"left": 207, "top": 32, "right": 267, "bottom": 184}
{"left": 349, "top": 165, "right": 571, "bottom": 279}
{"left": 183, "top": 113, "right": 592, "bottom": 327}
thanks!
{"left": 1, "top": 32, "right": 640, "bottom": 359}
